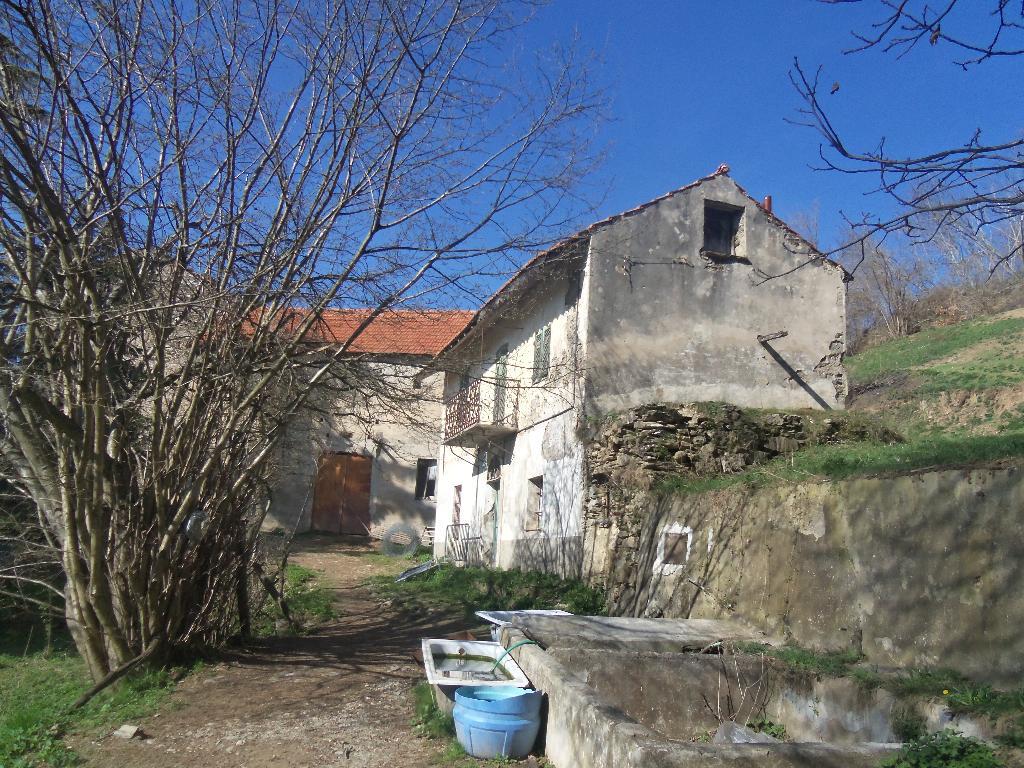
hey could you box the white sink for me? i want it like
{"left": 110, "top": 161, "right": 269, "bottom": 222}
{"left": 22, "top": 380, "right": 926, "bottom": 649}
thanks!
{"left": 421, "top": 638, "right": 530, "bottom": 688}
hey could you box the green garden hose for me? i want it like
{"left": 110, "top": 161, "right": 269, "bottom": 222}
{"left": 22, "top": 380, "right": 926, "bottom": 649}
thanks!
{"left": 489, "top": 639, "right": 538, "bottom": 672}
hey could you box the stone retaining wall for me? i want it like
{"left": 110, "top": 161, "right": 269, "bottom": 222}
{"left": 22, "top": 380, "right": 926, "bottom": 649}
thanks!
{"left": 582, "top": 460, "right": 1024, "bottom": 685}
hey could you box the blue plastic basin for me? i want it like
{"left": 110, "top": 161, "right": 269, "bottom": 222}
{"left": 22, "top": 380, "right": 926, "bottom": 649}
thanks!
{"left": 453, "top": 686, "right": 542, "bottom": 759}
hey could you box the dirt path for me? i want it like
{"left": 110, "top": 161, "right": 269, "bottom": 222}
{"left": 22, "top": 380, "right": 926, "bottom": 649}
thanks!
{"left": 78, "top": 537, "right": 468, "bottom": 768}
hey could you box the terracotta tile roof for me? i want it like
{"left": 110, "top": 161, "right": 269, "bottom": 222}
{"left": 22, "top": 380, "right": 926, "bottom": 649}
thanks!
{"left": 297, "top": 309, "right": 475, "bottom": 355}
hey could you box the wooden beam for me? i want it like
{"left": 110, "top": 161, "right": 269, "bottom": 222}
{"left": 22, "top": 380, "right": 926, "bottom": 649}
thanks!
{"left": 757, "top": 330, "right": 789, "bottom": 344}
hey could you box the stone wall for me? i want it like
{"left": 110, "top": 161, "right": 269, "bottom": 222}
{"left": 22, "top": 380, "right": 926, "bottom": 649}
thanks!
{"left": 582, "top": 452, "right": 1024, "bottom": 685}
{"left": 580, "top": 402, "right": 1024, "bottom": 684}
{"left": 587, "top": 402, "right": 890, "bottom": 480}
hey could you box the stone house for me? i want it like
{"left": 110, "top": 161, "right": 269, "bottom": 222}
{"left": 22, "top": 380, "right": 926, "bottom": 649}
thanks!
{"left": 430, "top": 167, "right": 848, "bottom": 575}
{"left": 264, "top": 309, "right": 473, "bottom": 537}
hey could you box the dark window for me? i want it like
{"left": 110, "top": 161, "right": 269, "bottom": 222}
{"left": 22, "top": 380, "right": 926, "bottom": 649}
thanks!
{"left": 524, "top": 476, "right": 543, "bottom": 530}
{"left": 486, "top": 450, "right": 503, "bottom": 482}
{"left": 415, "top": 458, "right": 437, "bottom": 500}
{"left": 532, "top": 324, "right": 551, "bottom": 383}
{"left": 663, "top": 532, "right": 690, "bottom": 565}
{"left": 564, "top": 269, "right": 583, "bottom": 306}
{"left": 452, "top": 485, "right": 462, "bottom": 524}
{"left": 703, "top": 202, "right": 742, "bottom": 256}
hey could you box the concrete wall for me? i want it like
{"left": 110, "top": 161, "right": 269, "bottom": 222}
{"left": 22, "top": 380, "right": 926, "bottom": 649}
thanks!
{"left": 265, "top": 359, "right": 443, "bottom": 536}
{"left": 504, "top": 629, "right": 892, "bottom": 768}
{"left": 584, "top": 174, "right": 847, "bottom": 416}
{"left": 586, "top": 464, "right": 1024, "bottom": 685}
{"left": 433, "top": 265, "right": 588, "bottom": 575}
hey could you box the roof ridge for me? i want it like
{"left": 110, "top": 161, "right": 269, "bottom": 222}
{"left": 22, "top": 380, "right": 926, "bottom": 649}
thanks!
{"left": 434, "top": 166, "right": 737, "bottom": 358}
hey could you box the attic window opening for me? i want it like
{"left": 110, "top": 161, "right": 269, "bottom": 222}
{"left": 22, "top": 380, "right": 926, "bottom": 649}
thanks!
{"left": 703, "top": 201, "right": 744, "bottom": 260}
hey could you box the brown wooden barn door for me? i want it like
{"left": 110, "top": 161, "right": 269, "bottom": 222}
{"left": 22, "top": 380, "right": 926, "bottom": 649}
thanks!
{"left": 311, "top": 453, "right": 372, "bottom": 534}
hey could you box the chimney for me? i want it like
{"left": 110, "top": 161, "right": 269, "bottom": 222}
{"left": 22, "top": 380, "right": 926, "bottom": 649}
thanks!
{"left": 762, "top": 195, "right": 773, "bottom": 213}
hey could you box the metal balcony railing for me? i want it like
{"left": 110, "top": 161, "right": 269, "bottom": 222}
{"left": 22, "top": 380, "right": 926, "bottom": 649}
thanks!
{"left": 443, "top": 379, "right": 519, "bottom": 444}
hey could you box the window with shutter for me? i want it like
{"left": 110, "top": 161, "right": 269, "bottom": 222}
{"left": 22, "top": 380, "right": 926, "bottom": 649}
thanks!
{"left": 702, "top": 201, "right": 747, "bottom": 262}
{"left": 532, "top": 324, "right": 551, "bottom": 383}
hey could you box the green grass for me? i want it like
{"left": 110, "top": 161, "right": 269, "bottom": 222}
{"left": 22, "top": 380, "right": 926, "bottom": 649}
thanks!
{"left": 914, "top": 349, "right": 1024, "bottom": 395}
{"left": 355, "top": 548, "right": 433, "bottom": 570}
{"left": 734, "top": 642, "right": 864, "bottom": 677}
{"left": 0, "top": 627, "right": 189, "bottom": 767}
{"left": 660, "top": 431, "right": 1024, "bottom": 496}
{"left": 254, "top": 563, "right": 336, "bottom": 635}
{"left": 368, "top": 563, "right": 607, "bottom": 619}
{"left": 412, "top": 681, "right": 457, "bottom": 741}
{"left": 738, "top": 641, "right": 1024, "bottom": 727}
{"left": 846, "top": 317, "right": 1024, "bottom": 384}
{"left": 1, "top": 562, "right": 333, "bottom": 766}
{"left": 882, "top": 729, "right": 1004, "bottom": 768}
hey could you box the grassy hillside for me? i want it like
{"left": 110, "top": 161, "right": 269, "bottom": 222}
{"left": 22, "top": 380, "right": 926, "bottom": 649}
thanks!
{"left": 849, "top": 309, "right": 1024, "bottom": 438}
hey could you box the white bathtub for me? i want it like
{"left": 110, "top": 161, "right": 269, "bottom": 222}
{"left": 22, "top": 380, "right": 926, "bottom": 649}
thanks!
{"left": 421, "top": 639, "right": 530, "bottom": 688}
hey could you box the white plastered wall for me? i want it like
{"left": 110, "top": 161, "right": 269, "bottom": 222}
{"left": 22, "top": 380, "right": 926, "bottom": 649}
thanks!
{"left": 433, "top": 258, "right": 592, "bottom": 576}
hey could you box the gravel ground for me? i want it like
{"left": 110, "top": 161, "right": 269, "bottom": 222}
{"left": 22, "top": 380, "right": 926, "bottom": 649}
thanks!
{"left": 76, "top": 536, "right": 468, "bottom": 768}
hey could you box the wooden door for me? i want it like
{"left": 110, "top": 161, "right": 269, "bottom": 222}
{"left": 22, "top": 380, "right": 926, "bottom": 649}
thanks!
{"left": 311, "top": 453, "right": 372, "bottom": 534}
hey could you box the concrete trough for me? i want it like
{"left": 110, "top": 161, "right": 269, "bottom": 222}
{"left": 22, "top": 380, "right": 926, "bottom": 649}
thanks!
{"left": 501, "top": 616, "right": 902, "bottom": 768}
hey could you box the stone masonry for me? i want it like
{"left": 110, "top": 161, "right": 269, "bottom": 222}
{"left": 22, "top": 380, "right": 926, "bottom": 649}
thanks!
{"left": 581, "top": 402, "right": 899, "bottom": 606}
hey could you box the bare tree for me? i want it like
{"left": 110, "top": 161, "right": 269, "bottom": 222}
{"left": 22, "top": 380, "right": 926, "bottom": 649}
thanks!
{"left": 931, "top": 215, "right": 1024, "bottom": 285}
{"left": 844, "top": 238, "right": 929, "bottom": 347}
{"left": 791, "top": 1, "right": 1024, "bottom": 271}
{"left": 0, "top": 0, "right": 601, "bottom": 684}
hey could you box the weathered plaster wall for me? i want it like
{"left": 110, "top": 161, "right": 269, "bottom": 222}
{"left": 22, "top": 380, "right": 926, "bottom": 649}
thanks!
{"left": 264, "top": 361, "right": 442, "bottom": 536}
{"left": 502, "top": 411, "right": 585, "bottom": 576}
{"left": 433, "top": 267, "right": 589, "bottom": 575}
{"left": 585, "top": 464, "right": 1024, "bottom": 685}
{"left": 584, "top": 175, "right": 847, "bottom": 415}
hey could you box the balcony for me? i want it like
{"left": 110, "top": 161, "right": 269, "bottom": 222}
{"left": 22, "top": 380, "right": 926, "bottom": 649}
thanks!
{"left": 444, "top": 379, "right": 519, "bottom": 445}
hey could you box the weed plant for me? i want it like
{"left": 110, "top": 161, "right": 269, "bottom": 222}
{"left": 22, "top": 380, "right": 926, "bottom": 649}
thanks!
{"left": 881, "top": 729, "right": 1003, "bottom": 768}
{"left": 254, "top": 563, "right": 336, "bottom": 635}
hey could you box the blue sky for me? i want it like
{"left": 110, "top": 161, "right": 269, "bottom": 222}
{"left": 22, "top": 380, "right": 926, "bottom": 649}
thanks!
{"left": 519, "top": 1, "right": 1022, "bottom": 252}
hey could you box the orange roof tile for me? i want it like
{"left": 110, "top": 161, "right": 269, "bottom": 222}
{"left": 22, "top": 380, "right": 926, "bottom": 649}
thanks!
{"left": 296, "top": 309, "right": 475, "bottom": 355}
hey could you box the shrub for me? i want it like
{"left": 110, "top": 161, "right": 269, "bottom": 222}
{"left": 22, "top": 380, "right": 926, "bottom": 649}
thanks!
{"left": 881, "top": 730, "right": 1003, "bottom": 768}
